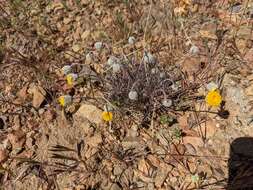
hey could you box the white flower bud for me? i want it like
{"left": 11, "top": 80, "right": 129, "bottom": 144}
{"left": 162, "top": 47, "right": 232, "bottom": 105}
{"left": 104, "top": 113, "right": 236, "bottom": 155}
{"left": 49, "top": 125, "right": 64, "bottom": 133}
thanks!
{"left": 85, "top": 52, "right": 93, "bottom": 64}
{"left": 171, "top": 84, "right": 178, "bottom": 91}
{"left": 151, "top": 68, "right": 159, "bottom": 74}
{"left": 143, "top": 52, "right": 156, "bottom": 64}
{"left": 112, "top": 63, "right": 121, "bottom": 73}
{"left": 162, "top": 99, "right": 172, "bottom": 107}
{"left": 94, "top": 42, "right": 103, "bottom": 50}
{"left": 128, "top": 36, "right": 136, "bottom": 45}
{"left": 159, "top": 72, "right": 166, "bottom": 78}
{"left": 128, "top": 90, "right": 138, "bottom": 101}
{"left": 189, "top": 45, "right": 199, "bottom": 55}
{"left": 107, "top": 56, "right": 119, "bottom": 66}
{"left": 61, "top": 65, "right": 72, "bottom": 75}
{"left": 103, "top": 104, "right": 113, "bottom": 112}
{"left": 206, "top": 81, "right": 218, "bottom": 91}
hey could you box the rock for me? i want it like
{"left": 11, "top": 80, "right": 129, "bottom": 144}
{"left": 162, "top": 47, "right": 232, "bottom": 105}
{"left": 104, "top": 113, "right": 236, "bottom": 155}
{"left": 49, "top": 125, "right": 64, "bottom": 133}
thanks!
{"left": 196, "top": 119, "right": 217, "bottom": 138}
{"left": 63, "top": 17, "right": 72, "bottom": 25}
{"left": 0, "top": 149, "right": 8, "bottom": 163}
{"left": 110, "top": 183, "right": 122, "bottom": 190}
{"left": 81, "top": 30, "right": 90, "bottom": 40}
{"left": 147, "top": 154, "right": 160, "bottom": 167}
{"left": 17, "top": 85, "right": 28, "bottom": 101}
{"left": 183, "top": 136, "right": 204, "bottom": 148}
{"left": 122, "top": 137, "right": 145, "bottom": 151}
{"left": 31, "top": 86, "right": 47, "bottom": 109}
{"left": 72, "top": 44, "right": 81, "bottom": 52}
{"left": 138, "top": 159, "right": 149, "bottom": 176}
{"left": 147, "top": 183, "right": 155, "bottom": 190}
{"left": 44, "top": 109, "right": 56, "bottom": 122}
{"left": 113, "top": 165, "right": 123, "bottom": 176}
{"left": 74, "top": 104, "right": 103, "bottom": 125}
{"left": 244, "top": 48, "right": 253, "bottom": 66}
{"left": 128, "top": 125, "right": 139, "bottom": 138}
{"left": 26, "top": 137, "right": 34, "bottom": 147}
{"left": 13, "top": 115, "right": 21, "bottom": 130}
{"left": 0, "top": 139, "right": 11, "bottom": 150}
{"left": 7, "top": 130, "right": 26, "bottom": 149}
{"left": 86, "top": 133, "right": 102, "bottom": 148}
{"left": 185, "top": 143, "right": 197, "bottom": 155}
{"left": 154, "top": 162, "right": 173, "bottom": 188}
{"left": 245, "top": 85, "right": 253, "bottom": 96}
{"left": 156, "top": 128, "right": 170, "bottom": 146}
{"left": 73, "top": 104, "right": 101, "bottom": 136}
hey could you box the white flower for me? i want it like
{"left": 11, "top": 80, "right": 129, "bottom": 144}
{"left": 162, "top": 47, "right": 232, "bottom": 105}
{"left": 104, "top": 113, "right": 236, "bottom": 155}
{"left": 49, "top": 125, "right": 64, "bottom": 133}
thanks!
{"left": 128, "top": 36, "right": 136, "bottom": 45}
{"left": 61, "top": 65, "right": 72, "bottom": 75}
{"left": 128, "top": 90, "right": 138, "bottom": 100}
{"left": 162, "top": 99, "right": 173, "bottom": 107}
{"left": 143, "top": 52, "right": 156, "bottom": 64}
{"left": 189, "top": 45, "right": 199, "bottom": 55}
{"left": 94, "top": 42, "right": 103, "bottom": 50}
{"left": 112, "top": 63, "right": 121, "bottom": 73}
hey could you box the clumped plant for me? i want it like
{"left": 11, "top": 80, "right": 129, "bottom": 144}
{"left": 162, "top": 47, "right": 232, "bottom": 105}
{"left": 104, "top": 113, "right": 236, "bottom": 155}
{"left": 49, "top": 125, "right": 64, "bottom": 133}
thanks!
{"left": 103, "top": 53, "right": 200, "bottom": 124}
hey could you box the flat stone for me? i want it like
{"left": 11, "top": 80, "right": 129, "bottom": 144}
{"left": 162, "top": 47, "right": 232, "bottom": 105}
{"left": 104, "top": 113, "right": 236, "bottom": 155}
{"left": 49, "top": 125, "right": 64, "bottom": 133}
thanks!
{"left": 74, "top": 104, "right": 103, "bottom": 125}
{"left": 154, "top": 163, "right": 173, "bottom": 188}
{"left": 86, "top": 133, "right": 102, "bottom": 148}
{"left": 31, "top": 86, "right": 47, "bottom": 109}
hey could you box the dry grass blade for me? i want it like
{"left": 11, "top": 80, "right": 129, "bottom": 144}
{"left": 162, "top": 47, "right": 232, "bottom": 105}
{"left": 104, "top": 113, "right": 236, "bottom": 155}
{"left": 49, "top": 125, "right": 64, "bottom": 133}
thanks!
{"left": 49, "top": 145, "right": 76, "bottom": 152}
{"left": 51, "top": 153, "right": 78, "bottom": 162}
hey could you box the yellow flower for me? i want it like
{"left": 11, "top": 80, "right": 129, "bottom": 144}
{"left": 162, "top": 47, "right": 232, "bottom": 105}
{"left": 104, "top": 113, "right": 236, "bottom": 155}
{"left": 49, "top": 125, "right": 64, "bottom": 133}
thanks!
{"left": 58, "top": 95, "right": 72, "bottom": 107}
{"left": 66, "top": 73, "right": 78, "bottom": 86}
{"left": 205, "top": 89, "right": 222, "bottom": 107}
{"left": 102, "top": 111, "right": 113, "bottom": 122}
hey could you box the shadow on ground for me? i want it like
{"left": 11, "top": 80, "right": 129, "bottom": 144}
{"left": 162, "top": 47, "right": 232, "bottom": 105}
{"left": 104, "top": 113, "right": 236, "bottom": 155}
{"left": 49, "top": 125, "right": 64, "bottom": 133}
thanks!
{"left": 228, "top": 137, "right": 253, "bottom": 190}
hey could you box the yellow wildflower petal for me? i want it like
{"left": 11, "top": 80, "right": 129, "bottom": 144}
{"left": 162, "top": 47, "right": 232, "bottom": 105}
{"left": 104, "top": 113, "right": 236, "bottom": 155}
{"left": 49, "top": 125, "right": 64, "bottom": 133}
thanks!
{"left": 205, "top": 90, "right": 222, "bottom": 107}
{"left": 58, "top": 96, "right": 65, "bottom": 107}
{"left": 58, "top": 95, "right": 72, "bottom": 107}
{"left": 66, "top": 74, "right": 74, "bottom": 86}
{"left": 102, "top": 111, "right": 113, "bottom": 122}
